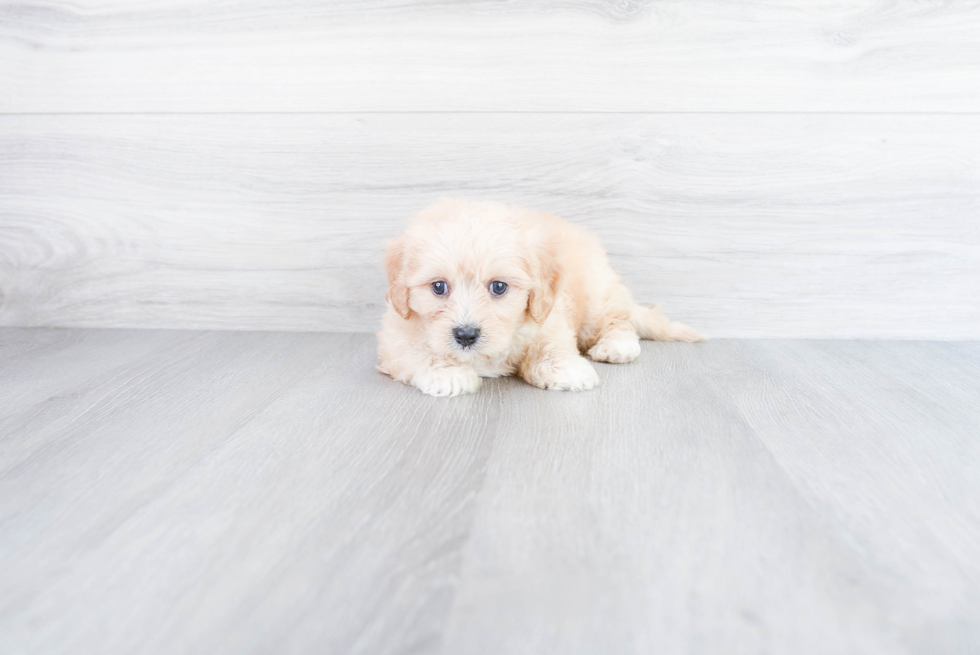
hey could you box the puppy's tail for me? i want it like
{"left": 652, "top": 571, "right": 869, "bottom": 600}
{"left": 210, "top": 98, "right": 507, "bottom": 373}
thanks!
{"left": 631, "top": 304, "right": 707, "bottom": 342}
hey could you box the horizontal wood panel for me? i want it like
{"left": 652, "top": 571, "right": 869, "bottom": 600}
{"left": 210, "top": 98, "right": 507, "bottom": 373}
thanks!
{"left": 2, "top": 1, "right": 980, "bottom": 112}
{"left": 1, "top": 113, "right": 978, "bottom": 338}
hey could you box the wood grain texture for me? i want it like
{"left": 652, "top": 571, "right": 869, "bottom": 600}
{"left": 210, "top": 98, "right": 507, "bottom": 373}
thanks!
{"left": 1, "top": 329, "right": 979, "bottom": 653}
{"left": 0, "top": 330, "right": 500, "bottom": 654}
{"left": 2, "top": 1, "right": 980, "bottom": 112}
{"left": 443, "top": 338, "right": 980, "bottom": 654}
{"left": 2, "top": 113, "right": 978, "bottom": 338}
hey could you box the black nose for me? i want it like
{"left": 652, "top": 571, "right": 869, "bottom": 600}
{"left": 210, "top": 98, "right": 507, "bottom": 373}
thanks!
{"left": 453, "top": 325, "right": 481, "bottom": 348}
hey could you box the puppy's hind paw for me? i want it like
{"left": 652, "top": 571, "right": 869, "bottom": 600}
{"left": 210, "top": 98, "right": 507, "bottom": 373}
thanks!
{"left": 588, "top": 336, "right": 641, "bottom": 364}
{"left": 414, "top": 366, "right": 482, "bottom": 397}
{"left": 528, "top": 356, "right": 600, "bottom": 392}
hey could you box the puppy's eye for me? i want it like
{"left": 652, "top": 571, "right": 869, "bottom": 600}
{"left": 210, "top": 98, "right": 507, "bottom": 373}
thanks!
{"left": 489, "top": 281, "right": 508, "bottom": 296}
{"left": 431, "top": 281, "right": 448, "bottom": 296}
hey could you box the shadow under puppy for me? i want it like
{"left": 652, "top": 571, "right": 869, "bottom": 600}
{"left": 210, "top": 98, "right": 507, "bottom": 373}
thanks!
{"left": 377, "top": 199, "right": 705, "bottom": 397}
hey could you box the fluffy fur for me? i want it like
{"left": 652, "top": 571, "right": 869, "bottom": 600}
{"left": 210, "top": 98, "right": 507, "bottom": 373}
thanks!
{"left": 376, "top": 199, "right": 705, "bottom": 397}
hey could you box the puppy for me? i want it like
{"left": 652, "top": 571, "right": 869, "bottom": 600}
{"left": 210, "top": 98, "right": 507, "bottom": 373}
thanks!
{"left": 376, "top": 199, "right": 705, "bottom": 397}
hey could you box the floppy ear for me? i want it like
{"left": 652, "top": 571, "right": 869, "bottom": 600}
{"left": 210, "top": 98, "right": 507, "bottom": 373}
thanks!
{"left": 384, "top": 238, "right": 413, "bottom": 320}
{"left": 527, "top": 244, "right": 561, "bottom": 324}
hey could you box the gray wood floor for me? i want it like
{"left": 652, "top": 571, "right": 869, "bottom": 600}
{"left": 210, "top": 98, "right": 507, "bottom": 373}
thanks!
{"left": 1, "top": 328, "right": 978, "bottom": 654}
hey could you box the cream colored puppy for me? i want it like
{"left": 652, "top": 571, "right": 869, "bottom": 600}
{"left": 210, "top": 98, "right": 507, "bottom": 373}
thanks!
{"left": 377, "top": 199, "right": 704, "bottom": 397}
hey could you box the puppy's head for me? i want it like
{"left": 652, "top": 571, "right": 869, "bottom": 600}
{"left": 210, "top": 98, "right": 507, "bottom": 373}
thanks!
{"left": 384, "top": 199, "right": 560, "bottom": 361}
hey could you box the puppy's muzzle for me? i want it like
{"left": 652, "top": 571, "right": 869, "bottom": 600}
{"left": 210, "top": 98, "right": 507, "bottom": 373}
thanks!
{"left": 452, "top": 325, "right": 481, "bottom": 348}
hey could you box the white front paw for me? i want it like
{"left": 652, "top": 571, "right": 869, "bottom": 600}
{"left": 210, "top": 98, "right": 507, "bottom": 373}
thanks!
{"left": 538, "top": 357, "right": 600, "bottom": 391}
{"left": 414, "top": 366, "right": 482, "bottom": 397}
{"left": 588, "top": 336, "right": 641, "bottom": 364}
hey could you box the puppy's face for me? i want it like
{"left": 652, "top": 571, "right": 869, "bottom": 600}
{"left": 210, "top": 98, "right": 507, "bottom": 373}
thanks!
{"left": 385, "top": 203, "right": 558, "bottom": 361}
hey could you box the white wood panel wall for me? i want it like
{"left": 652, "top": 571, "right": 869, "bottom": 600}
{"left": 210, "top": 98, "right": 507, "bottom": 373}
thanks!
{"left": 1, "top": 1, "right": 979, "bottom": 338}
{"left": 2, "top": 1, "right": 980, "bottom": 112}
{"left": 2, "top": 114, "right": 977, "bottom": 338}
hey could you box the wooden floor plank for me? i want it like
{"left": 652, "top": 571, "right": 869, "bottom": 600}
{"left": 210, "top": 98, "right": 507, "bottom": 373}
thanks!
{"left": 0, "top": 328, "right": 194, "bottom": 417}
{"left": 0, "top": 331, "right": 500, "bottom": 655}
{"left": 443, "top": 341, "right": 909, "bottom": 655}
{"left": 713, "top": 340, "right": 980, "bottom": 652}
{"left": 1, "top": 330, "right": 978, "bottom": 654}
